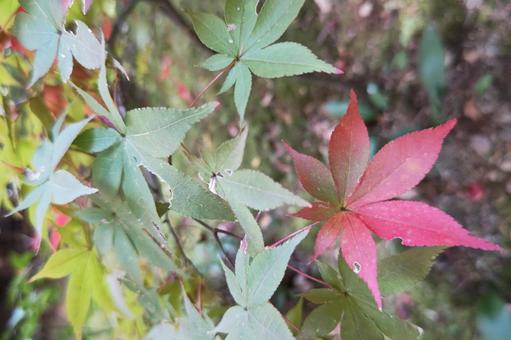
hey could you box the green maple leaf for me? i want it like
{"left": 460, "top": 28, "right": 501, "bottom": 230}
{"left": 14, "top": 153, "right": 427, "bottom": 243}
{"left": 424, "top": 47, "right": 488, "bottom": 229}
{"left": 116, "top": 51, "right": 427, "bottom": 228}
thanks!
{"left": 72, "top": 63, "right": 234, "bottom": 222}
{"left": 214, "top": 226, "right": 310, "bottom": 339}
{"left": 147, "top": 290, "right": 215, "bottom": 340}
{"left": 6, "top": 114, "right": 96, "bottom": 246}
{"left": 30, "top": 246, "right": 115, "bottom": 337}
{"left": 300, "top": 258, "right": 421, "bottom": 340}
{"left": 12, "top": 0, "right": 103, "bottom": 86}
{"left": 76, "top": 194, "right": 178, "bottom": 284}
{"left": 196, "top": 125, "right": 308, "bottom": 255}
{"left": 192, "top": 0, "right": 340, "bottom": 120}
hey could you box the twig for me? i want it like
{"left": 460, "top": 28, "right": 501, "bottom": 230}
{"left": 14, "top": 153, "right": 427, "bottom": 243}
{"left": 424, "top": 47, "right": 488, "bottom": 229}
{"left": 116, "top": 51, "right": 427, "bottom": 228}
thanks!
{"left": 164, "top": 222, "right": 201, "bottom": 276}
{"left": 0, "top": 8, "right": 17, "bottom": 33}
{"left": 194, "top": 218, "right": 242, "bottom": 239}
{"left": 287, "top": 263, "right": 332, "bottom": 288}
{"left": 196, "top": 277, "right": 203, "bottom": 313}
{"left": 108, "top": 0, "right": 141, "bottom": 57}
{"left": 0, "top": 160, "right": 24, "bottom": 174}
{"left": 270, "top": 224, "right": 316, "bottom": 248}
{"left": 193, "top": 218, "right": 239, "bottom": 267}
{"left": 143, "top": 226, "right": 199, "bottom": 276}
{"left": 189, "top": 61, "right": 235, "bottom": 107}
{"left": 147, "top": 0, "right": 210, "bottom": 54}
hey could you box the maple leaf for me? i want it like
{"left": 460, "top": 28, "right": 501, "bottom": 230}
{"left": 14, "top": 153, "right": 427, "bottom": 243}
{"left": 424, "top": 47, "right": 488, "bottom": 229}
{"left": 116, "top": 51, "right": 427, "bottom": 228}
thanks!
{"left": 285, "top": 90, "right": 501, "bottom": 309}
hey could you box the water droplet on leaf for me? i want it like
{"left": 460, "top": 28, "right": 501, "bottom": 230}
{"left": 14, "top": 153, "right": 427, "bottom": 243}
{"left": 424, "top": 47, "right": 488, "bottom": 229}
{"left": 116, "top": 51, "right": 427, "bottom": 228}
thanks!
{"left": 353, "top": 261, "right": 361, "bottom": 273}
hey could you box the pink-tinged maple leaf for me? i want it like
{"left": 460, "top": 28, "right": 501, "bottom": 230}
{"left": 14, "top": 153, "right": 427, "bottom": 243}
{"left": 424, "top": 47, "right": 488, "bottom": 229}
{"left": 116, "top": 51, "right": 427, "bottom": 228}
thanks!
{"left": 285, "top": 90, "right": 501, "bottom": 309}
{"left": 82, "top": 0, "right": 93, "bottom": 14}
{"left": 54, "top": 211, "right": 71, "bottom": 226}
{"left": 49, "top": 229, "right": 61, "bottom": 252}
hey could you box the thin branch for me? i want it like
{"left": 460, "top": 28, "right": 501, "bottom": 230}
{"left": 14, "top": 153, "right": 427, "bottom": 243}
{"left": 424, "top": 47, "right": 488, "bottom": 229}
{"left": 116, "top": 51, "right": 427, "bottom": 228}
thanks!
{"left": 142, "top": 226, "right": 199, "bottom": 277}
{"left": 189, "top": 61, "right": 235, "bottom": 107}
{"left": 270, "top": 224, "right": 316, "bottom": 248}
{"left": 196, "top": 277, "right": 203, "bottom": 313}
{"left": 193, "top": 218, "right": 239, "bottom": 267}
{"left": 164, "top": 221, "right": 202, "bottom": 276}
{"left": 194, "top": 218, "right": 242, "bottom": 240}
{"left": 108, "top": 0, "right": 141, "bottom": 57}
{"left": 287, "top": 263, "right": 332, "bottom": 288}
{"left": 147, "top": 0, "right": 210, "bottom": 54}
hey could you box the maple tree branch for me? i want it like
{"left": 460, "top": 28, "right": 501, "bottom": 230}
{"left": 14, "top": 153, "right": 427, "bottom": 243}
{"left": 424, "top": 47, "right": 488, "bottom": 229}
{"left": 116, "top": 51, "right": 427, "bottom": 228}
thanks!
{"left": 287, "top": 263, "right": 332, "bottom": 288}
{"left": 148, "top": 0, "right": 209, "bottom": 54}
{"left": 189, "top": 61, "right": 236, "bottom": 107}
{"left": 165, "top": 221, "right": 201, "bottom": 275}
{"left": 143, "top": 226, "right": 200, "bottom": 276}
{"left": 109, "top": 0, "right": 141, "bottom": 54}
{"left": 193, "top": 218, "right": 240, "bottom": 267}
{"left": 194, "top": 218, "right": 242, "bottom": 240}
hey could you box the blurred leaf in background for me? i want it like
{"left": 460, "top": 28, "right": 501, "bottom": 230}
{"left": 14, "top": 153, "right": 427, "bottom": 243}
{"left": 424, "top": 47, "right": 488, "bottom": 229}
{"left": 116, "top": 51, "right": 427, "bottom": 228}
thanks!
{"left": 419, "top": 24, "right": 445, "bottom": 122}
{"left": 477, "top": 293, "right": 511, "bottom": 340}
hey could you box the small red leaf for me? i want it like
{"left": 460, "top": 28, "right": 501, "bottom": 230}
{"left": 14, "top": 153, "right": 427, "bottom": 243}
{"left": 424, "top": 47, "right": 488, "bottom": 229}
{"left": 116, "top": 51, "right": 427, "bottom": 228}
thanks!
{"left": 55, "top": 212, "right": 71, "bottom": 226}
{"left": 328, "top": 90, "right": 370, "bottom": 203}
{"left": 285, "top": 143, "right": 338, "bottom": 204}
{"left": 355, "top": 200, "right": 501, "bottom": 251}
{"left": 49, "top": 229, "right": 61, "bottom": 252}
{"left": 312, "top": 213, "right": 344, "bottom": 260}
{"left": 43, "top": 85, "right": 67, "bottom": 115}
{"left": 177, "top": 82, "right": 193, "bottom": 105}
{"left": 347, "top": 119, "right": 457, "bottom": 208}
{"left": 340, "top": 214, "right": 381, "bottom": 309}
{"left": 292, "top": 202, "right": 336, "bottom": 222}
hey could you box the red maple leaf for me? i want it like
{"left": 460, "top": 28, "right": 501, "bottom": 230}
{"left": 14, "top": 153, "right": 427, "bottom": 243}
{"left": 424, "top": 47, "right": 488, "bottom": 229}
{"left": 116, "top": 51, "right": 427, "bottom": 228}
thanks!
{"left": 285, "top": 90, "right": 500, "bottom": 309}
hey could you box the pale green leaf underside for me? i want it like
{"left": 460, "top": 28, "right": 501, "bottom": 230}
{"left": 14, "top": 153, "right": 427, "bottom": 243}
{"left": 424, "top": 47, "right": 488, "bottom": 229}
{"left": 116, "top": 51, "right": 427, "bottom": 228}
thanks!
{"left": 147, "top": 292, "right": 215, "bottom": 340}
{"left": 49, "top": 170, "right": 98, "bottom": 204}
{"left": 74, "top": 127, "right": 121, "bottom": 153}
{"left": 242, "top": 42, "right": 338, "bottom": 78}
{"left": 246, "top": 227, "right": 309, "bottom": 305}
{"left": 13, "top": 0, "right": 103, "bottom": 85}
{"left": 224, "top": 195, "right": 265, "bottom": 256}
{"left": 90, "top": 194, "right": 177, "bottom": 283}
{"left": 221, "top": 261, "right": 245, "bottom": 306}
{"left": 219, "top": 63, "right": 240, "bottom": 94}
{"left": 138, "top": 157, "right": 234, "bottom": 221}
{"left": 217, "top": 169, "right": 309, "bottom": 211}
{"left": 125, "top": 102, "right": 217, "bottom": 158}
{"left": 201, "top": 54, "right": 234, "bottom": 71}
{"left": 7, "top": 108, "right": 92, "bottom": 242}
{"left": 225, "top": 0, "right": 258, "bottom": 53}
{"left": 212, "top": 126, "right": 248, "bottom": 173}
{"left": 245, "top": 0, "right": 306, "bottom": 51}
{"left": 234, "top": 63, "right": 252, "bottom": 120}
{"left": 214, "top": 303, "right": 293, "bottom": 340}
{"left": 191, "top": 12, "right": 236, "bottom": 56}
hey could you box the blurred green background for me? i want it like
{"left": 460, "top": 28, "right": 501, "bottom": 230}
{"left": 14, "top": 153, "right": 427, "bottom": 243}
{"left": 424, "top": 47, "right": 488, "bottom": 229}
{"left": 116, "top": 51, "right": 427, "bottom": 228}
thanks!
{"left": 1, "top": 0, "right": 510, "bottom": 338}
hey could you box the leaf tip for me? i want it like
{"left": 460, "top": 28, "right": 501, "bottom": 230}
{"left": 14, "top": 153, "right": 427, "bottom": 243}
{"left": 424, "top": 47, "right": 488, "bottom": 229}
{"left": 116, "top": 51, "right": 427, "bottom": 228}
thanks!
{"left": 348, "top": 89, "right": 358, "bottom": 102}
{"left": 283, "top": 142, "right": 299, "bottom": 159}
{"left": 212, "top": 101, "right": 221, "bottom": 110}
